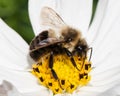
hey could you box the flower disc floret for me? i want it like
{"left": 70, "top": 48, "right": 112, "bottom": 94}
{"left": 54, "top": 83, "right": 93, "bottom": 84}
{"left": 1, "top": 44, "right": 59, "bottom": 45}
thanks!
{"left": 32, "top": 54, "right": 91, "bottom": 94}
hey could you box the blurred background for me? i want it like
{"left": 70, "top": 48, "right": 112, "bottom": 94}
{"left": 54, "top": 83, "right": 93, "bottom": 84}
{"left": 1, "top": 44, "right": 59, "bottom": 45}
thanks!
{"left": 0, "top": 0, "right": 98, "bottom": 44}
{"left": 0, "top": 0, "right": 34, "bottom": 44}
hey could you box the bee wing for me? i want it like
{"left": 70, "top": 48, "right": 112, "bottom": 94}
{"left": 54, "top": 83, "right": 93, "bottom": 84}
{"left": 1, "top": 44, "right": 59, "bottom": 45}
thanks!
{"left": 41, "top": 7, "right": 66, "bottom": 29}
{"left": 30, "top": 38, "right": 64, "bottom": 52}
{"left": 30, "top": 31, "right": 65, "bottom": 52}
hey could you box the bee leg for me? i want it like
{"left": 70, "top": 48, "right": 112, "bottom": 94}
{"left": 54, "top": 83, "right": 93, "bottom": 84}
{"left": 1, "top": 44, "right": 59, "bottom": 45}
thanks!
{"left": 80, "top": 47, "right": 93, "bottom": 70}
{"left": 49, "top": 51, "right": 58, "bottom": 80}
{"left": 87, "top": 47, "right": 93, "bottom": 61}
{"left": 80, "top": 51, "right": 86, "bottom": 70}
{"left": 64, "top": 48, "right": 80, "bottom": 71}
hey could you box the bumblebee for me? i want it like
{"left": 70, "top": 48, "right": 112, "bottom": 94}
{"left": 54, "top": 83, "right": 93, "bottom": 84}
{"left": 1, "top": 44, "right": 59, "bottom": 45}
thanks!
{"left": 29, "top": 7, "right": 92, "bottom": 80}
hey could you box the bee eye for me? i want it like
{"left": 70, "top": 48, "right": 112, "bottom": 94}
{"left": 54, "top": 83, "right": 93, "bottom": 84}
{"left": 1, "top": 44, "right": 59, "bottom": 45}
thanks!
{"left": 78, "top": 46, "right": 82, "bottom": 50}
{"left": 65, "top": 38, "right": 72, "bottom": 43}
{"left": 68, "top": 38, "right": 72, "bottom": 42}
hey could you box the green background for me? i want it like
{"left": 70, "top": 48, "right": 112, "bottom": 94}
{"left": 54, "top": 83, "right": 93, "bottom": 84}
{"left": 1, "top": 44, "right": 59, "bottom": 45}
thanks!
{"left": 0, "top": 0, "right": 98, "bottom": 44}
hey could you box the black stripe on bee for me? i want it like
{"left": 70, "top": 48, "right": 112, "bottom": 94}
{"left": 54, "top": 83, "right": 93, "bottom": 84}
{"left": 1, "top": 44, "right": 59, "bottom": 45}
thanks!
{"left": 30, "top": 30, "right": 48, "bottom": 50}
{"left": 30, "top": 50, "right": 42, "bottom": 61}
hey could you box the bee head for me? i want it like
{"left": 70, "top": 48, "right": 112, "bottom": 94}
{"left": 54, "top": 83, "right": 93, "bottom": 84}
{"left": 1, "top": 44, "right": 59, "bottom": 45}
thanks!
{"left": 73, "top": 38, "right": 89, "bottom": 57}
{"left": 77, "top": 39, "right": 88, "bottom": 51}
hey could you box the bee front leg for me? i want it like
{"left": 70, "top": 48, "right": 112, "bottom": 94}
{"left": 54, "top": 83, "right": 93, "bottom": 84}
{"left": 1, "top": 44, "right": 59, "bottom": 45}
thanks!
{"left": 64, "top": 48, "right": 80, "bottom": 71}
{"left": 87, "top": 47, "right": 93, "bottom": 61}
{"left": 49, "top": 51, "right": 58, "bottom": 80}
{"left": 79, "top": 47, "right": 93, "bottom": 70}
{"left": 80, "top": 51, "right": 86, "bottom": 70}
{"left": 73, "top": 49, "right": 87, "bottom": 70}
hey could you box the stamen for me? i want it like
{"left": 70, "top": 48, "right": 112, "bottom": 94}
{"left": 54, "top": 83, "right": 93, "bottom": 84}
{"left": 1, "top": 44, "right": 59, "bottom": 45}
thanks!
{"left": 31, "top": 54, "right": 92, "bottom": 94}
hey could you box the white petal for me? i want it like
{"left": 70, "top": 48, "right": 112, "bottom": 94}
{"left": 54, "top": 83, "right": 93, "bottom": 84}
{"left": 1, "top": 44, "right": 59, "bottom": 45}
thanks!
{"left": 87, "top": 0, "right": 120, "bottom": 70}
{"left": 0, "top": 18, "right": 33, "bottom": 70}
{"left": 86, "top": 0, "right": 108, "bottom": 45}
{"left": 0, "top": 67, "right": 52, "bottom": 96}
{"left": 22, "top": 90, "right": 53, "bottom": 96}
{"left": 55, "top": 93, "right": 72, "bottom": 96}
{"left": 55, "top": 0, "right": 93, "bottom": 36}
{"left": 87, "top": 0, "right": 120, "bottom": 49}
{"left": 28, "top": 0, "right": 56, "bottom": 35}
{"left": 28, "top": 0, "right": 93, "bottom": 36}
{"left": 77, "top": 0, "right": 120, "bottom": 96}
{"left": 98, "top": 84, "right": 120, "bottom": 96}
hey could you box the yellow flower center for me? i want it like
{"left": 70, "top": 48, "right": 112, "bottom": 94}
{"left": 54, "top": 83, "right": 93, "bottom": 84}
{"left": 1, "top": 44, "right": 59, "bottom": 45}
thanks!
{"left": 31, "top": 53, "right": 91, "bottom": 94}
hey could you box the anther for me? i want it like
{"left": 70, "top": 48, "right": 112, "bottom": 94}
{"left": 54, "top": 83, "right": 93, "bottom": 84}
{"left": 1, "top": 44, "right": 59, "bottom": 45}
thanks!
{"left": 48, "top": 82, "right": 52, "bottom": 86}
{"left": 39, "top": 77, "right": 44, "bottom": 82}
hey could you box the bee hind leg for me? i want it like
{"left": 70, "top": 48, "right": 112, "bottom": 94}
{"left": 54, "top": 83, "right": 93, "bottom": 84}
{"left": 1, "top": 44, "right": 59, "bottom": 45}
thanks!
{"left": 64, "top": 48, "right": 80, "bottom": 71}
{"left": 49, "top": 51, "right": 58, "bottom": 80}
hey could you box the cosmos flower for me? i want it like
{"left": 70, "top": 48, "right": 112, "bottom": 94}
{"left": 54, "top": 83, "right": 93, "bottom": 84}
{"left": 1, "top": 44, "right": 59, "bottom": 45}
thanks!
{"left": 0, "top": 0, "right": 120, "bottom": 96}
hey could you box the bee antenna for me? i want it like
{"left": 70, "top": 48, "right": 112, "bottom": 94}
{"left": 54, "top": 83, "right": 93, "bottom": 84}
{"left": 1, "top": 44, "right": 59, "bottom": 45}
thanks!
{"left": 87, "top": 47, "right": 93, "bottom": 61}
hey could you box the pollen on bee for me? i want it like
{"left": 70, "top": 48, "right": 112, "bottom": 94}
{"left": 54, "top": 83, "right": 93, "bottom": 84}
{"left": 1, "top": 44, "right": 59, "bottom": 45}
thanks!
{"left": 31, "top": 54, "right": 92, "bottom": 94}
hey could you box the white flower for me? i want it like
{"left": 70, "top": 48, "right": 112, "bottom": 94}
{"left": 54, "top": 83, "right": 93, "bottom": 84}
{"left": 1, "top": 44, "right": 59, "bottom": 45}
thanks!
{"left": 0, "top": 0, "right": 120, "bottom": 96}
